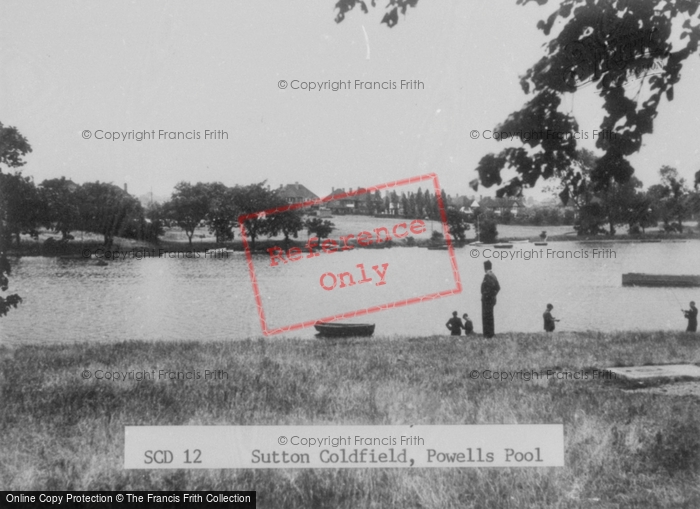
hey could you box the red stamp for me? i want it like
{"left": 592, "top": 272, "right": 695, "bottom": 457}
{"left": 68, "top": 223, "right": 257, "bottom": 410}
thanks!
{"left": 240, "top": 173, "right": 462, "bottom": 335}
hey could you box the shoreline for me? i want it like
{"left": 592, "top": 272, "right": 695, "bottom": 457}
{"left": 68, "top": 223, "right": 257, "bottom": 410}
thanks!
{"left": 7, "top": 228, "right": 700, "bottom": 258}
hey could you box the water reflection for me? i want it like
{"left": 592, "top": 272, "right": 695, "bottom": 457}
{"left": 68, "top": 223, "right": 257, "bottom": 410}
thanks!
{"left": 1, "top": 241, "right": 698, "bottom": 344}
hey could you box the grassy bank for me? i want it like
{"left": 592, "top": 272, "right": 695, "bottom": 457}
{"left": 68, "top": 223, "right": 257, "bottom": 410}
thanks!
{"left": 1, "top": 332, "right": 699, "bottom": 507}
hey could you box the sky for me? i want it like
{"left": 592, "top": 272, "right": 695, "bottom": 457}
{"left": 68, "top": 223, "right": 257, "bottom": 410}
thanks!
{"left": 1, "top": 0, "right": 699, "bottom": 202}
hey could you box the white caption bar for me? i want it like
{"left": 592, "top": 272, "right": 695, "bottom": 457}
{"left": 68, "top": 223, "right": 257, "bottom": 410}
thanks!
{"left": 125, "top": 425, "right": 564, "bottom": 469}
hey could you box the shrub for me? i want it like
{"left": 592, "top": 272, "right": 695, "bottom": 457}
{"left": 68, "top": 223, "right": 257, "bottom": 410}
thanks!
{"left": 479, "top": 217, "right": 498, "bottom": 244}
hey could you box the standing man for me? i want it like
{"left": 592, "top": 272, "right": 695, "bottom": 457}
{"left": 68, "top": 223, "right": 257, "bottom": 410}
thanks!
{"left": 481, "top": 260, "right": 500, "bottom": 338}
{"left": 446, "top": 311, "right": 463, "bottom": 336}
{"left": 543, "top": 304, "right": 560, "bottom": 332}
{"left": 683, "top": 301, "right": 698, "bottom": 332}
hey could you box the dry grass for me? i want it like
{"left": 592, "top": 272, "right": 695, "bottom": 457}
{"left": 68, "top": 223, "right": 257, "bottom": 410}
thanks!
{"left": 1, "top": 331, "right": 700, "bottom": 507}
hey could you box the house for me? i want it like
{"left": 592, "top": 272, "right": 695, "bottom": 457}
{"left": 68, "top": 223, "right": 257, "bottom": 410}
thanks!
{"left": 324, "top": 187, "right": 372, "bottom": 215}
{"left": 277, "top": 182, "right": 319, "bottom": 204}
{"left": 448, "top": 195, "right": 478, "bottom": 216}
{"left": 478, "top": 196, "right": 526, "bottom": 217}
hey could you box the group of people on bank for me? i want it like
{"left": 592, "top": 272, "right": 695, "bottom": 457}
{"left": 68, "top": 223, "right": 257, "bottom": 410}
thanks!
{"left": 446, "top": 261, "right": 698, "bottom": 337}
{"left": 445, "top": 260, "right": 500, "bottom": 338}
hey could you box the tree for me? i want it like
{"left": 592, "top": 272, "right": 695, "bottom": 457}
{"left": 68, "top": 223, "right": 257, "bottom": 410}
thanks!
{"left": 400, "top": 193, "right": 409, "bottom": 218}
{"left": 651, "top": 166, "right": 691, "bottom": 232}
{"left": 39, "top": 177, "right": 80, "bottom": 240}
{"left": 479, "top": 214, "right": 499, "bottom": 244}
{"left": 166, "top": 182, "right": 210, "bottom": 248}
{"left": 334, "top": 0, "right": 420, "bottom": 28}
{"left": 0, "top": 122, "right": 32, "bottom": 318}
{"left": 338, "top": 1, "right": 700, "bottom": 203}
{"left": 406, "top": 193, "right": 416, "bottom": 218}
{"left": 626, "top": 191, "right": 656, "bottom": 234}
{"left": 363, "top": 190, "right": 377, "bottom": 215}
{"left": 0, "top": 122, "right": 32, "bottom": 168}
{"left": 373, "top": 190, "right": 384, "bottom": 214}
{"left": 481, "top": 1, "right": 700, "bottom": 199}
{"left": 305, "top": 218, "right": 335, "bottom": 240}
{"left": 77, "top": 182, "right": 142, "bottom": 248}
{"left": 143, "top": 201, "right": 166, "bottom": 243}
{"left": 0, "top": 171, "right": 42, "bottom": 246}
{"left": 599, "top": 175, "right": 644, "bottom": 235}
{"left": 232, "top": 182, "right": 281, "bottom": 250}
{"left": 415, "top": 188, "right": 425, "bottom": 217}
{"left": 267, "top": 210, "right": 305, "bottom": 249}
{"left": 445, "top": 208, "right": 471, "bottom": 241}
{"left": 205, "top": 183, "right": 238, "bottom": 244}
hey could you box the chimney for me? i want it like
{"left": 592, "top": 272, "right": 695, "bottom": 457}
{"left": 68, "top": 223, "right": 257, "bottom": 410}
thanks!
{"left": 124, "top": 183, "right": 128, "bottom": 193}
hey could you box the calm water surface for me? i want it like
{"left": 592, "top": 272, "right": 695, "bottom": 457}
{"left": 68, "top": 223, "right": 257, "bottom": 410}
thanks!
{"left": 2, "top": 241, "right": 698, "bottom": 344}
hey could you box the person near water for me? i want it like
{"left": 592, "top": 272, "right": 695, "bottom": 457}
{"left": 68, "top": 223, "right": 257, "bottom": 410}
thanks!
{"left": 446, "top": 311, "right": 463, "bottom": 336}
{"left": 462, "top": 313, "right": 474, "bottom": 335}
{"left": 480, "top": 261, "right": 500, "bottom": 338}
{"left": 543, "top": 303, "right": 560, "bottom": 332}
{"left": 683, "top": 301, "right": 698, "bottom": 332}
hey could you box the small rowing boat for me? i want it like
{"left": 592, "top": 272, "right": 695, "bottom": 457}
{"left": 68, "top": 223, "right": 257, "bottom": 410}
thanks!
{"left": 493, "top": 244, "right": 513, "bottom": 249}
{"left": 314, "top": 322, "right": 376, "bottom": 337}
{"left": 534, "top": 242, "right": 548, "bottom": 246}
{"left": 206, "top": 248, "right": 235, "bottom": 254}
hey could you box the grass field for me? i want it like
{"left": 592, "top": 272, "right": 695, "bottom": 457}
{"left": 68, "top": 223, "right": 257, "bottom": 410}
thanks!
{"left": 1, "top": 331, "right": 699, "bottom": 507}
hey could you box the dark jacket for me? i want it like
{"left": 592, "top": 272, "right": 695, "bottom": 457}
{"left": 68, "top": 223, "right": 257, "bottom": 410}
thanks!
{"left": 481, "top": 271, "right": 500, "bottom": 306}
{"left": 686, "top": 306, "right": 698, "bottom": 332}
{"left": 543, "top": 311, "right": 556, "bottom": 332}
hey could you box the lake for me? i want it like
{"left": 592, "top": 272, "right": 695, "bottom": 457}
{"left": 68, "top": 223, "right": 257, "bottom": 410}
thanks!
{"left": 1, "top": 240, "right": 698, "bottom": 344}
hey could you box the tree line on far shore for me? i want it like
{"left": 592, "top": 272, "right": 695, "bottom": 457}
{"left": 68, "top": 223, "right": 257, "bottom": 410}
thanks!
{"left": 0, "top": 173, "right": 477, "bottom": 251}
{"left": 2, "top": 150, "right": 699, "bottom": 257}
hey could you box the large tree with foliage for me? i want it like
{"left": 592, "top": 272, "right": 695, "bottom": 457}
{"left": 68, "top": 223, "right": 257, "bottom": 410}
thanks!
{"left": 205, "top": 182, "right": 239, "bottom": 244}
{"left": 648, "top": 166, "right": 691, "bottom": 232}
{"left": 338, "top": 1, "right": 700, "bottom": 203}
{"left": 305, "top": 217, "right": 335, "bottom": 240}
{"left": 233, "top": 182, "right": 283, "bottom": 250}
{"left": 166, "top": 182, "right": 211, "bottom": 248}
{"left": 77, "top": 182, "right": 142, "bottom": 248}
{"left": 477, "top": 0, "right": 700, "bottom": 200}
{"left": 0, "top": 122, "right": 32, "bottom": 317}
{"left": 0, "top": 171, "right": 42, "bottom": 246}
{"left": 39, "top": 177, "right": 80, "bottom": 240}
{"left": 445, "top": 208, "right": 471, "bottom": 242}
{"left": 267, "top": 209, "right": 305, "bottom": 248}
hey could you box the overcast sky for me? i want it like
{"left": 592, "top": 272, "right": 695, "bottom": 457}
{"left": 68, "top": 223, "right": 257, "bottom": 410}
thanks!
{"left": 2, "top": 0, "right": 699, "bottom": 200}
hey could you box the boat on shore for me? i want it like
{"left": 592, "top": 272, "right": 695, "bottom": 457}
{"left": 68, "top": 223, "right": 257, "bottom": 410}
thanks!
{"left": 494, "top": 243, "right": 514, "bottom": 249}
{"left": 622, "top": 273, "right": 700, "bottom": 287}
{"left": 206, "top": 247, "right": 235, "bottom": 254}
{"left": 426, "top": 245, "right": 449, "bottom": 250}
{"left": 534, "top": 242, "right": 548, "bottom": 246}
{"left": 314, "top": 322, "right": 375, "bottom": 337}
